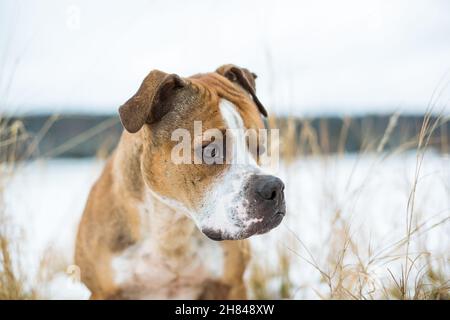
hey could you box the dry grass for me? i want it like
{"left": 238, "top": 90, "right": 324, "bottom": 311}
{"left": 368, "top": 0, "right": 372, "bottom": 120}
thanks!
{"left": 0, "top": 115, "right": 117, "bottom": 299}
{"left": 1, "top": 110, "right": 449, "bottom": 300}
{"left": 248, "top": 245, "right": 295, "bottom": 299}
{"left": 0, "top": 117, "right": 37, "bottom": 299}
{"left": 248, "top": 111, "right": 449, "bottom": 300}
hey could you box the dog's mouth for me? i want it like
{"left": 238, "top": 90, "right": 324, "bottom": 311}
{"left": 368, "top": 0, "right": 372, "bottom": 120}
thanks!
{"left": 202, "top": 228, "right": 226, "bottom": 241}
{"left": 202, "top": 210, "right": 285, "bottom": 241}
{"left": 254, "top": 210, "right": 285, "bottom": 235}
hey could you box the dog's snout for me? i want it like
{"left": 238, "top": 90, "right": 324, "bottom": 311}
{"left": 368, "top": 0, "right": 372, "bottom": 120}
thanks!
{"left": 234, "top": 173, "right": 286, "bottom": 238}
{"left": 205, "top": 174, "right": 287, "bottom": 241}
{"left": 256, "top": 175, "right": 285, "bottom": 203}
{"left": 247, "top": 174, "right": 286, "bottom": 217}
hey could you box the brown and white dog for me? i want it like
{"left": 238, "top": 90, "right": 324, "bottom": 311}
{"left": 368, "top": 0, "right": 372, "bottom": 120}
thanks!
{"left": 75, "top": 64, "right": 286, "bottom": 299}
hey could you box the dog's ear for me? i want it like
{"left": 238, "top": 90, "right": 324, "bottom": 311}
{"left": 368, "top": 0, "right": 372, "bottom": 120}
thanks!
{"left": 216, "top": 64, "right": 267, "bottom": 117}
{"left": 119, "top": 70, "right": 186, "bottom": 133}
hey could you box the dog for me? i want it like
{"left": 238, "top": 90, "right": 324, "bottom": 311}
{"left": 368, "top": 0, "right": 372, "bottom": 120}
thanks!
{"left": 75, "top": 64, "right": 286, "bottom": 299}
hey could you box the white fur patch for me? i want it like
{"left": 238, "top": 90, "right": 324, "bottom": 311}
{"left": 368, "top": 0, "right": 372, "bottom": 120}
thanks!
{"left": 111, "top": 191, "right": 223, "bottom": 299}
{"left": 194, "top": 99, "right": 264, "bottom": 239}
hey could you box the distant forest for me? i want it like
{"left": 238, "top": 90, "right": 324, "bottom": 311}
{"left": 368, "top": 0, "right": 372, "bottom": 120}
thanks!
{"left": 1, "top": 114, "right": 449, "bottom": 160}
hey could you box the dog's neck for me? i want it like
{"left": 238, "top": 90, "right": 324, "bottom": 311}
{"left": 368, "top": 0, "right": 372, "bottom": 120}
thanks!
{"left": 113, "top": 132, "right": 197, "bottom": 258}
{"left": 139, "top": 191, "right": 197, "bottom": 257}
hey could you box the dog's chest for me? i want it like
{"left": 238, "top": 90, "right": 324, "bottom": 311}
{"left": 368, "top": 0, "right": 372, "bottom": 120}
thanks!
{"left": 111, "top": 237, "right": 224, "bottom": 299}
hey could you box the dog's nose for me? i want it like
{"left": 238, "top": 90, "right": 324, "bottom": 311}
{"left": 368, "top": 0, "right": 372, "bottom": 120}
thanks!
{"left": 255, "top": 175, "right": 285, "bottom": 203}
{"left": 241, "top": 174, "right": 286, "bottom": 236}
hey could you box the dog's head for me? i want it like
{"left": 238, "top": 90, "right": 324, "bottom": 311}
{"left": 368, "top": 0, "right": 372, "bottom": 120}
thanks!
{"left": 118, "top": 64, "right": 285, "bottom": 240}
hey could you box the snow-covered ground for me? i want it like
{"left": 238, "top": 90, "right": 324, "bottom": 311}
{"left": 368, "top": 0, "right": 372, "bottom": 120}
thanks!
{"left": 252, "top": 151, "right": 449, "bottom": 298}
{"left": 3, "top": 152, "right": 450, "bottom": 299}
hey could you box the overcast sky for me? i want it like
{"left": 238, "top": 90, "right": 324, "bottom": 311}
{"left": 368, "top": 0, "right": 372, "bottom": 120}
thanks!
{"left": 1, "top": 0, "right": 449, "bottom": 116}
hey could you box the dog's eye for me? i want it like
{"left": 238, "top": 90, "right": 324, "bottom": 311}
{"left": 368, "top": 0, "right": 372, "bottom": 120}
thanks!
{"left": 201, "top": 139, "right": 226, "bottom": 165}
{"left": 209, "top": 147, "right": 217, "bottom": 158}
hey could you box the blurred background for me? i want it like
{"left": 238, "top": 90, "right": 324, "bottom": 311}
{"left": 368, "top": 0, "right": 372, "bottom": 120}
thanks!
{"left": 0, "top": 0, "right": 449, "bottom": 299}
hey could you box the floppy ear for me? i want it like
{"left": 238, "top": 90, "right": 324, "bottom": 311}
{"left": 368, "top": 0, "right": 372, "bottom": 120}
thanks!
{"left": 216, "top": 64, "right": 267, "bottom": 117}
{"left": 118, "top": 70, "right": 186, "bottom": 133}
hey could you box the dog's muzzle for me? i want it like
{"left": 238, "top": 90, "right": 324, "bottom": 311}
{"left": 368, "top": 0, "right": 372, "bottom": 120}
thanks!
{"left": 203, "top": 174, "right": 286, "bottom": 241}
{"left": 245, "top": 174, "right": 286, "bottom": 232}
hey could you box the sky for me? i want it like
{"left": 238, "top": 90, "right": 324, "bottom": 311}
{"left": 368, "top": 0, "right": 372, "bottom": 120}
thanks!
{"left": 0, "top": 0, "right": 449, "bottom": 116}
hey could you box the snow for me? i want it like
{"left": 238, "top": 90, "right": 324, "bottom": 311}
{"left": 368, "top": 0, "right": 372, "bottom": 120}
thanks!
{"left": 3, "top": 152, "right": 449, "bottom": 299}
{"left": 252, "top": 152, "right": 450, "bottom": 298}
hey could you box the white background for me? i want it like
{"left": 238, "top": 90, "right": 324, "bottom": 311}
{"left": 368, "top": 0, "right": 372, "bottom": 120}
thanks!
{"left": 1, "top": 0, "right": 450, "bottom": 116}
